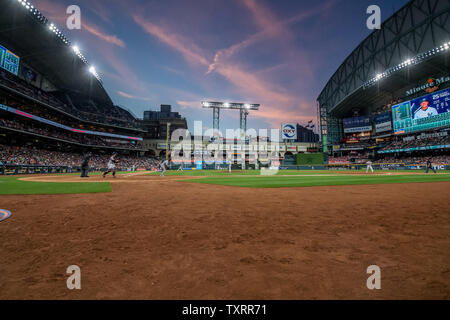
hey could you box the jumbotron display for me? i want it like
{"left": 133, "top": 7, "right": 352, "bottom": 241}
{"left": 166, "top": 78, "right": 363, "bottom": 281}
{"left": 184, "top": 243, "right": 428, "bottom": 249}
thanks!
{"left": 0, "top": 44, "right": 20, "bottom": 76}
{"left": 392, "top": 87, "right": 450, "bottom": 135}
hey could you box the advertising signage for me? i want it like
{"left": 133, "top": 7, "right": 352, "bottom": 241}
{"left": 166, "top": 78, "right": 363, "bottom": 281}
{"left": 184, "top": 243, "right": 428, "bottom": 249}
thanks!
{"left": 0, "top": 104, "right": 143, "bottom": 141}
{"left": 374, "top": 112, "right": 392, "bottom": 133}
{"left": 281, "top": 123, "right": 297, "bottom": 140}
{"left": 343, "top": 116, "right": 372, "bottom": 133}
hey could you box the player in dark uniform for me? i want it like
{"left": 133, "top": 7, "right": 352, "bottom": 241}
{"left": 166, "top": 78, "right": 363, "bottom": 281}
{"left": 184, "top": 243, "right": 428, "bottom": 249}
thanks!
{"left": 425, "top": 157, "right": 436, "bottom": 174}
{"left": 80, "top": 152, "right": 91, "bottom": 178}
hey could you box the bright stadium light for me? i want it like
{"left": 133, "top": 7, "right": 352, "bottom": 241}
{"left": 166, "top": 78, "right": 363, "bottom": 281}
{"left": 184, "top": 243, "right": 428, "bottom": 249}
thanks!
{"left": 223, "top": 103, "right": 230, "bottom": 108}
{"left": 89, "top": 66, "right": 96, "bottom": 74}
{"left": 72, "top": 45, "right": 80, "bottom": 54}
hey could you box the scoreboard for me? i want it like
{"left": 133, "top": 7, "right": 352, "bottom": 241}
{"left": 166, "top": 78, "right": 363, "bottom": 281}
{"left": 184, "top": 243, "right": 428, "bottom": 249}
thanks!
{"left": 0, "top": 44, "right": 20, "bottom": 76}
{"left": 392, "top": 87, "right": 450, "bottom": 134}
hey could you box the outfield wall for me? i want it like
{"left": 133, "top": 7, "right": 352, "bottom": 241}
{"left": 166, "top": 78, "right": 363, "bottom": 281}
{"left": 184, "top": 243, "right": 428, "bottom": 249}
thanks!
{"left": 296, "top": 153, "right": 324, "bottom": 166}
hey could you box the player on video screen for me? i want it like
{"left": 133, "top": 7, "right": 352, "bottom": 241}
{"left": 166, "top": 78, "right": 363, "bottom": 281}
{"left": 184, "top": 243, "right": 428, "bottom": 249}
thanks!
{"left": 414, "top": 98, "right": 438, "bottom": 119}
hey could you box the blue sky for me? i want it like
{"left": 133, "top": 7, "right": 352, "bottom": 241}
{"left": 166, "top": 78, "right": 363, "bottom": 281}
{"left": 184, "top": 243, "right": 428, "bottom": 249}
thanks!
{"left": 33, "top": 0, "right": 410, "bottom": 131}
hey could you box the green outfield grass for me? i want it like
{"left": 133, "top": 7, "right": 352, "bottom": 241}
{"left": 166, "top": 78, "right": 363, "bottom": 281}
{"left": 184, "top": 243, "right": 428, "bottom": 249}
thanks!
{"left": 0, "top": 176, "right": 112, "bottom": 195}
{"left": 182, "top": 173, "right": 450, "bottom": 188}
{"left": 148, "top": 169, "right": 450, "bottom": 177}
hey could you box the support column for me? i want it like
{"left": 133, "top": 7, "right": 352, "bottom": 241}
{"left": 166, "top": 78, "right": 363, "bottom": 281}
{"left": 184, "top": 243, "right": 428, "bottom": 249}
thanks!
{"left": 213, "top": 107, "right": 220, "bottom": 132}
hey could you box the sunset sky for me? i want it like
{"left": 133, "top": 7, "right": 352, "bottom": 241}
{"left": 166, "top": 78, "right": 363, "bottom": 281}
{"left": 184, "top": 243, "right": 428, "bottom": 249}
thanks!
{"left": 33, "top": 0, "right": 409, "bottom": 131}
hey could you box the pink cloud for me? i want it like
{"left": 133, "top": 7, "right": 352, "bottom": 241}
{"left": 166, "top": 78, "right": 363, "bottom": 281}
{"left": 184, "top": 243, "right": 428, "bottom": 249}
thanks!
{"left": 82, "top": 22, "right": 125, "bottom": 48}
{"left": 208, "top": 0, "right": 337, "bottom": 74}
{"left": 117, "top": 91, "right": 153, "bottom": 102}
{"left": 132, "top": 13, "right": 316, "bottom": 127}
{"left": 133, "top": 15, "right": 210, "bottom": 67}
{"left": 176, "top": 100, "right": 202, "bottom": 109}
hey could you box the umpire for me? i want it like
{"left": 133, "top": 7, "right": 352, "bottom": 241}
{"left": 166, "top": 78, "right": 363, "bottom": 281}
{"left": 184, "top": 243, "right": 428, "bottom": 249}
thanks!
{"left": 81, "top": 152, "right": 92, "bottom": 178}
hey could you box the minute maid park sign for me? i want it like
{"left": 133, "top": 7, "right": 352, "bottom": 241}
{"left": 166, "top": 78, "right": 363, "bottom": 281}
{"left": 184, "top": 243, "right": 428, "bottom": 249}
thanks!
{"left": 406, "top": 75, "right": 450, "bottom": 96}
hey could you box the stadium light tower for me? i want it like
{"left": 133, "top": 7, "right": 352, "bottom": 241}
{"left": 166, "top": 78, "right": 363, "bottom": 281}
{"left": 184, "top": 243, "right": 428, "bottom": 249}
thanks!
{"left": 202, "top": 101, "right": 260, "bottom": 133}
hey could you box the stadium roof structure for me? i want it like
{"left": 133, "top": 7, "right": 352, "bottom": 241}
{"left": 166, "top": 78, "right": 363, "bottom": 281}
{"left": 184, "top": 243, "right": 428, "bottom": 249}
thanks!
{"left": 0, "top": 0, "right": 112, "bottom": 104}
{"left": 317, "top": 0, "right": 450, "bottom": 117}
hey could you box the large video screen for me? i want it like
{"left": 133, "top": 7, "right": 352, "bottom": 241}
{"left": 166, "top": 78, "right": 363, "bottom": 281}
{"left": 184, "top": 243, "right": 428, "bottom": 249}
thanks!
{"left": 392, "top": 87, "right": 450, "bottom": 134}
{"left": 0, "top": 44, "right": 20, "bottom": 76}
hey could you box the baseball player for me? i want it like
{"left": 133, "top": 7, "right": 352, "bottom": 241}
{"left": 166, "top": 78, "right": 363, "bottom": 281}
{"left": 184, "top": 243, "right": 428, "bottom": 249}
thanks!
{"left": 414, "top": 98, "right": 438, "bottom": 120}
{"left": 160, "top": 159, "right": 169, "bottom": 176}
{"left": 80, "top": 152, "right": 91, "bottom": 178}
{"left": 102, "top": 152, "right": 119, "bottom": 178}
{"left": 366, "top": 160, "right": 374, "bottom": 173}
{"left": 425, "top": 158, "right": 436, "bottom": 174}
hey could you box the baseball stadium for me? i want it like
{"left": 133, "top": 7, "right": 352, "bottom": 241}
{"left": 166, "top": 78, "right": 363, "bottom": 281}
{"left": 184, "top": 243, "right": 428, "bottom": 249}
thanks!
{"left": 1, "top": 0, "right": 450, "bottom": 301}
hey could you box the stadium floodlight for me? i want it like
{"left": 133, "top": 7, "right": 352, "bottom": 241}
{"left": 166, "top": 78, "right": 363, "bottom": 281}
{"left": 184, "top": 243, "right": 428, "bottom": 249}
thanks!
{"left": 89, "top": 66, "right": 97, "bottom": 75}
{"left": 202, "top": 101, "right": 260, "bottom": 133}
{"left": 72, "top": 46, "right": 80, "bottom": 54}
{"left": 364, "top": 39, "right": 450, "bottom": 89}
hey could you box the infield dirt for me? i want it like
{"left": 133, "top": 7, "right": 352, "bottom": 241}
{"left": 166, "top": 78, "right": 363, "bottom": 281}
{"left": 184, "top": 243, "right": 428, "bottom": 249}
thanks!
{"left": 0, "top": 174, "right": 449, "bottom": 299}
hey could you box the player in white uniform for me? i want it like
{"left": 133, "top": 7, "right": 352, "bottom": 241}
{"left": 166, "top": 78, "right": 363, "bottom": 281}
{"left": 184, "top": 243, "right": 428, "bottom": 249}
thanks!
{"left": 103, "top": 152, "right": 119, "bottom": 178}
{"left": 414, "top": 98, "right": 438, "bottom": 120}
{"left": 160, "top": 159, "right": 169, "bottom": 176}
{"left": 366, "top": 160, "right": 374, "bottom": 173}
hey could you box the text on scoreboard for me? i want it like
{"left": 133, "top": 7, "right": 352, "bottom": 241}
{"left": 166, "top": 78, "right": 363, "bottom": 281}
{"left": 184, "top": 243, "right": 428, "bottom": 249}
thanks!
{"left": 392, "top": 87, "right": 450, "bottom": 134}
{"left": 0, "top": 44, "right": 20, "bottom": 76}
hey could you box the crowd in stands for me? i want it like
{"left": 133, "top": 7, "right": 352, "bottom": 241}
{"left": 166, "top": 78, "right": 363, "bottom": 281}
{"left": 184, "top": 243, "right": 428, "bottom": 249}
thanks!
{"left": 329, "top": 153, "right": 450, "bottom": 165}
{"left": 373, "top": 155, "right": 450, "bottom": 165}
{"left": 328, "top": 153, "right": 371, "bottom": 164}
{"left": 381, "top": 134, "right": 450, "bottom": 151}
{"left": 0, "top": 144, "right": 160, "bottom": 169}
{"left": 0, "top": 117, "right": 143, "bottom": 150}
{"left": 0, "top": 70, "right": 140, "bottom": 129}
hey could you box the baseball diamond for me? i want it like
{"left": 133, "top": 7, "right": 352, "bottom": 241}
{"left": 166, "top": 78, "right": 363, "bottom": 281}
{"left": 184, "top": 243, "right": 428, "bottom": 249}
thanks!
{"left": 0, "top": 0, "right": 450, "bottom": 307}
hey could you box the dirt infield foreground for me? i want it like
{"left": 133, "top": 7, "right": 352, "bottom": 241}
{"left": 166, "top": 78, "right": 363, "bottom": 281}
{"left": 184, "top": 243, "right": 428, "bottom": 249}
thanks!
{"left": 0, "top": 174, "right": 450, "bottom": 299}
